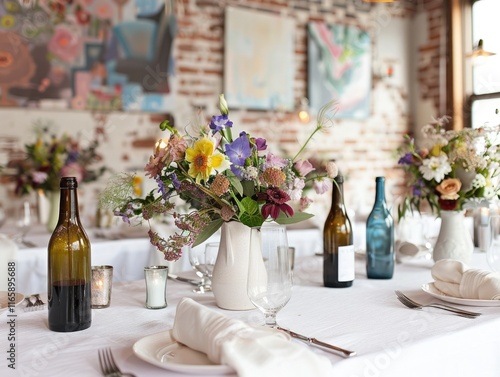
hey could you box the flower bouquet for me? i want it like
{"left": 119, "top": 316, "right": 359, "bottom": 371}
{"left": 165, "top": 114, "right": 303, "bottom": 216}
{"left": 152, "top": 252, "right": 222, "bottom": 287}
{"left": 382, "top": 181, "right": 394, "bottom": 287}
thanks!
{"left": 397, "top": 116, "right": 500, "bottom": 217}
{"left": 100, "top": 95, "right": 338, "bottom": 261}
{"left": 1, "top": 120, "right": 106, "bottom": 195}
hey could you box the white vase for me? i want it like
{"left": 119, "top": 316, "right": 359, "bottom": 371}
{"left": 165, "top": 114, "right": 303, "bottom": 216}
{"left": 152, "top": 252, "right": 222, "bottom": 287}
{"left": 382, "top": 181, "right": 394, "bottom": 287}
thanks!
{"left": 433, "top": 210, "right": 474, "bottom": 264}
{"left": 211, "top": 221, "right": 265, "bottom": 310}
{"left": 46, "top": 191, "right": 60, "bottom": 233}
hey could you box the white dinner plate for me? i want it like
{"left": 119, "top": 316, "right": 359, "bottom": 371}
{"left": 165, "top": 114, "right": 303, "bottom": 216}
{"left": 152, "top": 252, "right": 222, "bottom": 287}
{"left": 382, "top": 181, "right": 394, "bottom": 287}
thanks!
{"left": 0, "top": 291, "right": 25, "bottom": 313}
{"left": 422, "top": 282, "right": 500, "bottom": 307}
{"left": 133, "top": 330, "right": 234, "bottom": 375}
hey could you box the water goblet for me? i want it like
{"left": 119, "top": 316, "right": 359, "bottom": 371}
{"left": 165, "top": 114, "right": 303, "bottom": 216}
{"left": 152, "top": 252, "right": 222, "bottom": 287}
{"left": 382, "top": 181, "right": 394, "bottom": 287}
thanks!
{"left": 247, "top": 224, "right": 292, "bottom": 327}
{"left": 188, "top": 244, "right": 212, "bottom": 293}
{"left": 487, "top": 215, "right": 500, "bottom": 272}
{"left": 15, "top": 201, "right": 33, "bottom": 247}
{"left": 204, "top": 242, "right": 219, "bottom": 282}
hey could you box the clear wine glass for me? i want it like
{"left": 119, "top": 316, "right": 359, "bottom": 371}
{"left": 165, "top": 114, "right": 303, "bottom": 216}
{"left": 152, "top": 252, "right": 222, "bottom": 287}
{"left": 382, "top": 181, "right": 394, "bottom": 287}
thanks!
{"left": 247, "top": 224, "right": 292, "bottom": 327}
{"left": 487, "top": 215, "right": 500, "bottom": 272}
{"left": 15, "top": 201, "right": 33, "bottom": 247}
{"left": 204, "top": 242, "right": 219, "bottom": 282}
{"left": 188, "top": 244, "right": 212, "bottom": 293}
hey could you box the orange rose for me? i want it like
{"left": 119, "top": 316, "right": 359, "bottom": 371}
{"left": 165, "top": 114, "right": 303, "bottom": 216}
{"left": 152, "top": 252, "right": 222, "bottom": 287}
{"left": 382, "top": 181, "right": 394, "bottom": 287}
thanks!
{"left": 436, "top": 178, "right": 462, "bottom": 200}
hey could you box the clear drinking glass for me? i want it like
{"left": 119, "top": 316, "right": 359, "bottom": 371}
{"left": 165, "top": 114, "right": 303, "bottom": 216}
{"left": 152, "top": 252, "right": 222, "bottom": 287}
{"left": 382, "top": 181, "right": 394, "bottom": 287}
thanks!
{"left": 247, "top": 224, "right": 292, "bottom": 327}
{"left": 188, "top": 244, "right": 213, "bottom": 293}
{"left": 487, "top": 215, "right": 500, "bottom": 272}
{"left": 204, "top": 242, "right": 219, "bottom": 282}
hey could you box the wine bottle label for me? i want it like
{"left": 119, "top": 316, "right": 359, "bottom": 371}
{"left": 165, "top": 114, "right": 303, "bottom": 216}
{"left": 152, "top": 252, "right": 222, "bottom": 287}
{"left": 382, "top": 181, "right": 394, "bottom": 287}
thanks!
{"left": 338, "top": 245, "right": 355, "bottom": 282}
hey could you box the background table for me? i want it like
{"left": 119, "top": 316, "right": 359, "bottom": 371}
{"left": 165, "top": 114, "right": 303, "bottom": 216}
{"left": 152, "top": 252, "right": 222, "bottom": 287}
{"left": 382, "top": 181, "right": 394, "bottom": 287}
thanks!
{"left": 2, "top": 251, "right": 500, "bottom": 377}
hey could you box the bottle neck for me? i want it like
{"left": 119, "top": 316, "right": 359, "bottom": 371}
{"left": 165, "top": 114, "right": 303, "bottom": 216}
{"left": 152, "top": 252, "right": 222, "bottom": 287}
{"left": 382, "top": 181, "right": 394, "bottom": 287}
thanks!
{"left": 375, "top": 179, "right": 386, "bottom": 203}
{"left": 58, "top": 187, "right": 80, "bottom": 222}
{"left": 332, "top": 181, "right": 345, "bottom": 208}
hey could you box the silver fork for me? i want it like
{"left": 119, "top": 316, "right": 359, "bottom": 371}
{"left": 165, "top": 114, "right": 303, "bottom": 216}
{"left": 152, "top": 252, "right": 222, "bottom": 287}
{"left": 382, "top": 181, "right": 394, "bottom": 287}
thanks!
{"left": 395, "top": 290, "right": 481, "bottom": 319}
{"left": 98, "top": 348, "right": 136, "bottom": 377}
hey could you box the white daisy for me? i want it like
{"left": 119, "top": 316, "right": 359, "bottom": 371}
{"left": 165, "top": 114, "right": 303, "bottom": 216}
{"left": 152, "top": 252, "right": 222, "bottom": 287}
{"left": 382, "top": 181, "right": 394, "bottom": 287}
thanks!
{"left": 418, "top": 155, "right": 451, "bottom": 182}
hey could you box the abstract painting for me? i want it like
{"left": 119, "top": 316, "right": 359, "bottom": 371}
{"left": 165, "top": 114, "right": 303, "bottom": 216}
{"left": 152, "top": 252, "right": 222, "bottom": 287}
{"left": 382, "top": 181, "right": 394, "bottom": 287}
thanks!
{"left": 224, "top": 7, "right": 295, "bottom": 111}
{"left": 0, "top": 0, "right": 175, "bottom": 112}
{"left": 308, "top": 22, "right": 371, "bottom": 119}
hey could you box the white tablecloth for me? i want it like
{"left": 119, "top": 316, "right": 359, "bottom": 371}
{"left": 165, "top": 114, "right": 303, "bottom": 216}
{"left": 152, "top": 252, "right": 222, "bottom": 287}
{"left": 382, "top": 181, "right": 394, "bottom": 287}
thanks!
{"left": 2, "top": 251, "right": 500, "bottom": 377}
{"left": 6, "top": 225, "right": 323, "bottom": 295}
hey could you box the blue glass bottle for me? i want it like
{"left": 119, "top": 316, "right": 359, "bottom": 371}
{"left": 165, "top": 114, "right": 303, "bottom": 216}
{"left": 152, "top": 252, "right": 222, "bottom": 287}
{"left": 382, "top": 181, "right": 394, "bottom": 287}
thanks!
{"left": 366, "top": 177, "right": 394, "bottom": 279}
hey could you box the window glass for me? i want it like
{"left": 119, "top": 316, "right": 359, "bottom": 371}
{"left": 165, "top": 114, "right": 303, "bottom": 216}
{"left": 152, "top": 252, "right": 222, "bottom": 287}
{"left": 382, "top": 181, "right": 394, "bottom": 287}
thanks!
{"left": 471, "top": 98, "right": 499, "bottom": 129}
{"left": 472, "top": 0, "right": 500, "bottom": 95}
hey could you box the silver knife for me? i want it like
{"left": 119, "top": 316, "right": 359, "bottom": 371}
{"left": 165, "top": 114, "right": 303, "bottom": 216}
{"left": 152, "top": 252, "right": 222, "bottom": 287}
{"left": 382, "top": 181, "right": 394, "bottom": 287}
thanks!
{"left": 167, "top": 274, "right": 200, "bottom": 286}
{"left": 277, "top": 327, "right": 356, "bottom": 358}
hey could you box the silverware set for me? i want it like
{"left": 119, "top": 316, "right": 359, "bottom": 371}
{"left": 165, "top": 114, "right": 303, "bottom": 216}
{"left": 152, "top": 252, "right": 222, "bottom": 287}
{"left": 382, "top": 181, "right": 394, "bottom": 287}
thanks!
{"left": 23, "top": 294, "right": 45, "bottom": 311}
{"left": 395, "top": 290, "right": 482, "bottom": 319}
{"left": 98, "top": 348, "right": 136, "bottom": 377}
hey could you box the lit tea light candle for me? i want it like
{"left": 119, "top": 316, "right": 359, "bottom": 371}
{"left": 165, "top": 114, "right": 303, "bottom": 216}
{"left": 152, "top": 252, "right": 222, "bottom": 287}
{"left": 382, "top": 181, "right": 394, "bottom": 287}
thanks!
{"left": 144, "top": 266, "right": 168, "bottom": 309}
{"left": 91, "top": 266, "right": 113, "bottom": 309}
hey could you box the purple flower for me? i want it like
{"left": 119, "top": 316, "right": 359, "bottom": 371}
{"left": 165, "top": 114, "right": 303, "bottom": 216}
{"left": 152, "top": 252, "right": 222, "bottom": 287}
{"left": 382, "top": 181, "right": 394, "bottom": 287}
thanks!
{"left": 255, "top": 138, "right": 267, "bottom": 151}
{"left": 398, "top": 153, "right": 413, "bottom": 165}
{"left": 263, "top": 152, "right": 288, "bottom": 170}
{"left": 225, "top": 134, "right": 251, "bottom": 177}
{"left": 412, "top": 179, "right": 424, "bottom": 197}
{"left": 156, "top": 177, "right": 166, "bottom": 196}
{"left": 209, "top": 114, "right": 233, "bottom": 133}
{"left": 171, "top": 173, "right": 180, "bottom": 190}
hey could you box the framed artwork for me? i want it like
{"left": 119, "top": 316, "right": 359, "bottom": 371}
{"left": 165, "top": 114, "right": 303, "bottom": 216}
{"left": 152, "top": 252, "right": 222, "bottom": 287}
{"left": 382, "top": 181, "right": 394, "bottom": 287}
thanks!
{"left": 308, "top": 22, "right": 371, "bottom": 119}
{"left": 0, "top": 0, "right": 175, "bottom": 112}
{"left": 223, "top": 6, "right": 295, "bottom": 111}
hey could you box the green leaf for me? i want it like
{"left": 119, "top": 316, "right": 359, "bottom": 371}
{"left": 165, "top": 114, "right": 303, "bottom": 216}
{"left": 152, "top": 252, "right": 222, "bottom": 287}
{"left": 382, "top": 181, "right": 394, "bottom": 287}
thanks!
{"left": 193, "top": 218, "right": 224, "bottom": 247}
{"left": 226, "top": 171, "right": 244, "bottom": 196}
{"left": 240, "top": 197, "right": 259, "bottom": 214}
{"left": 242, "top": 180, "right": 256, "bottom": 197}
{"left": 239, "top": 212, "right": 265, "bottom": 227}
{"left": 275, "top": 211, "right": 314, "bottom": 225}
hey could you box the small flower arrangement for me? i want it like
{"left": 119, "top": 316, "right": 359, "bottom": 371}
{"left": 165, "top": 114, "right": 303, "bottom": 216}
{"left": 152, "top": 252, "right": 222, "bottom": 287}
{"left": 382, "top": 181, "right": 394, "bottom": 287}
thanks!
{"left": 100, "top": 95, "right": 338, "bottom": 261}
{"left": 2, "top": 120, "right": 106, "bottom": 195}
{"left": 397, "top": 116, "right": 500, "bottom": 218}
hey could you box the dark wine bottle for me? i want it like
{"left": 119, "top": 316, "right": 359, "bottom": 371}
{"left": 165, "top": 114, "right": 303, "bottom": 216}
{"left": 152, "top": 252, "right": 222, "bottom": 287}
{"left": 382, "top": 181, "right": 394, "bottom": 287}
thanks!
{"left": 366, "top": 176, "right": 394, "bottom": 279}
{"left": 48, "top": 177, "right": 92, "bottom": 332}
{"left": 323, "top": 175, "right": 354, "bottom": 288}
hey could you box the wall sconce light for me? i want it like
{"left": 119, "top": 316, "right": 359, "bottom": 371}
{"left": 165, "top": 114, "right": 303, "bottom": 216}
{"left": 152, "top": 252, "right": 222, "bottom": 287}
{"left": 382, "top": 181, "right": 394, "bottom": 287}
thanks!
{"left": 298, "top": 97, "right": 310, "bottom": 123}
{"left": 467, "top": 39, "right": 496, "bottom": 64}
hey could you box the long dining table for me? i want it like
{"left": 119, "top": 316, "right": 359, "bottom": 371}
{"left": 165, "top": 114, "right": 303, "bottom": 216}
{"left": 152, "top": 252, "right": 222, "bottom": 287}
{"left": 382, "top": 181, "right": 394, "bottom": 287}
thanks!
{"left": 2, "top": 249, "right": 500, "bottom": 377}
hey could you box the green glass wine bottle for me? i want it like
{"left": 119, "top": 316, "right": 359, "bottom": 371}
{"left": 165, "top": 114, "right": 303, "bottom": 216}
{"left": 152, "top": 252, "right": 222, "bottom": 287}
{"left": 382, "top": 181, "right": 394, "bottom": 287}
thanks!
{"left": 48, "top": 177, "right": 91, "bottom": 332}
{"left": 323, "top": 175, "right": 354, "bottom": 288}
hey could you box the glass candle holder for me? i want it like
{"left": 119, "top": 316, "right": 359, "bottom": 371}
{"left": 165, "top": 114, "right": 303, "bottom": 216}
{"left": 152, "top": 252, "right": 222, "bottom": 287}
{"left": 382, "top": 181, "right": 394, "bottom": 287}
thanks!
{"left": 91, "top": 265, "right": 113, "bottom": 309}
{"left": 144, "top": 266, "right": 168, "bottom": 309}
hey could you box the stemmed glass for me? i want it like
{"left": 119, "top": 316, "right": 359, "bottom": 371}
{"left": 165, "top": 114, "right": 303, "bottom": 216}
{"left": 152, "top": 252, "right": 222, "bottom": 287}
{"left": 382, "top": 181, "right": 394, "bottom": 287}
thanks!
{"left": 188, "top": 243, "right": 219, "bottom": 293}
{"left": 487, "top": 215, "right": 500, "bottom": 272}
{"left": 15, "top": 201, "right": 34, "bottom": 247}
{"left": 247, "top": 224, "right": 292, "bottom": 327}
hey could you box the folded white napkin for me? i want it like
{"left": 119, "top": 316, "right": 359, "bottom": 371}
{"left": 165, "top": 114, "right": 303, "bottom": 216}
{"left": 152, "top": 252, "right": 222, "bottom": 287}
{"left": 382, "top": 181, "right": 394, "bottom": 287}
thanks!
{"left": 172, "top": 298, "right": 334, "bottom": 377}
{"left": 431, "top": 259, "right": 500, "bottom": 300}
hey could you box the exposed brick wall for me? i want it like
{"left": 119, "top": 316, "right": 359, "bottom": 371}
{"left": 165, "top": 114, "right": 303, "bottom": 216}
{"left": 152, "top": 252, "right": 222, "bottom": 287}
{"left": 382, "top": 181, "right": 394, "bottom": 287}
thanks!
{"left": 171, "top": 0, "right": 433, "bottom": 222}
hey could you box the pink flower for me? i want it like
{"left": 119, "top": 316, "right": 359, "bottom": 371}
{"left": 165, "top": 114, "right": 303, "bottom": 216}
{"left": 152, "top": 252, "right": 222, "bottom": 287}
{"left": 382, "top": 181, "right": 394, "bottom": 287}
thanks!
{"left": 48, "top": 25, "right": 83, "bottom": 63}
{"left": 294, "top": 159, "right": 315, "bottom": 177}
{"left": 299, "top": 197, "right": 313, "bottom": 211}
{"left": 313, "top": 178, "right": 332, "bottom": 195}
{"left": 288, "top": 177, "right": 305, "bottom": 201}
{"left": 32, "top": 171, "right": 48, "bottom": 184}
{"left": 263, "top": 152, "right": 288, "bottom": 170}
{"left": 61, "top": 162, "right": 85, "bottom": 182}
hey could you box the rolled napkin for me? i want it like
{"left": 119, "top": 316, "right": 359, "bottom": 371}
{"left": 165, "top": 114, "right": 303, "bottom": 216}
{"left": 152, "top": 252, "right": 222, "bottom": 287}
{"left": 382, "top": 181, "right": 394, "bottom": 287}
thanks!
{"left": 431, "top": 259, "right": 500, "bottom": 300}
{"left": 172, "top": 298, "right": 334, "bottom": 377}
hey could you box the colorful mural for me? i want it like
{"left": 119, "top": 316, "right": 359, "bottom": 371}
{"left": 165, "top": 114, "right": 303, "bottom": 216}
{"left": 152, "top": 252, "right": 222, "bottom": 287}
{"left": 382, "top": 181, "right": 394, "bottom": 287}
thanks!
{"left": 0, "top": 0, "right": 175, "bottom": 111}
{"left": 308, "top": 22, "right": 371, "bottom": 119}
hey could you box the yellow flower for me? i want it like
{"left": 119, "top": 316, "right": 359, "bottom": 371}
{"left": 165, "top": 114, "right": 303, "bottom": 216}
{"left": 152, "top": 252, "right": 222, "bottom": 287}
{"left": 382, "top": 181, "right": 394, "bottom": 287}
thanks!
{"left": 132, "top": 176, "right": 143, "bottom": 197}
{"left": 430, "top": 144, "right": 443, "bottom": 157}
{"left": 185, "top": 136, "right": 229, "bottom": 183}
